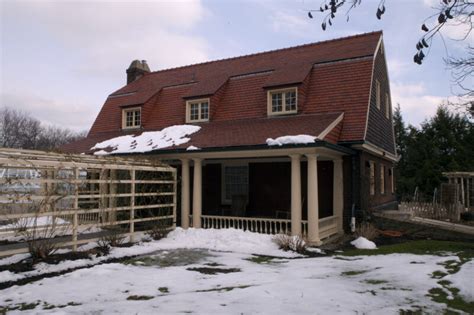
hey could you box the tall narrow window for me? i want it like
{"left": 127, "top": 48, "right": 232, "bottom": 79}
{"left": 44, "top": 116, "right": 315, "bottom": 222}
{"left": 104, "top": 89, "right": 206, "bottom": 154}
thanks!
{"left": 186, "top": 99, "right": 210, "bottom": 123}
{"left": 122, "top": 107, "right": 141, "bottom": 129}
{"left": 375, "top": 80, "right": 381, "bottom": 109}
{"left": 369, "top": 161, "right": 375, "bottom": 196}
{"left": 222, "top": 164, "right": 248, "bottom": 204}
{"left": 385, "top": 93, "right": 391, "bottom": 119}
{"left": 268, "top": 88, "right": 297, "bottom": 115}
{"left": 380, "top": 165, "right": 385, "bottom": 194}
{"left": 390, "top": 167, "right": 395, "bottom": 194}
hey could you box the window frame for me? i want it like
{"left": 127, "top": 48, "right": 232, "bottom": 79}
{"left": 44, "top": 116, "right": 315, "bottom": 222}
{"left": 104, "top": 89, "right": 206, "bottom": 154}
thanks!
{"left": 122, "top": 106, "right": 142, "bottom": 129}
{"left": 375, "top": 79, "right": 381, "bottom": 110}
{"left": 380, "top": 164, "right": 386, "bottom": 195}
{"left": 186, "top": 98, "right": 210, "bottom": 123}
{"left": 369, "top": 161, "right": 375, "bottom": 196}
{"left": 391, "top": 167, "right": 395, "bottom": 194}
{"left": 385, "top": 93, "right": 391, "bottom": 119}
{"left": 221, "top": 161, "right": 249, "bottom": 205}
{"left": 267, "top": 87, "right": 298, "bottom": 116}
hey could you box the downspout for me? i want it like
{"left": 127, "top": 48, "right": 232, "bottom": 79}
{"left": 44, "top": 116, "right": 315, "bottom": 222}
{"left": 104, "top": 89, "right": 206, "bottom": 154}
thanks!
{"left": 350, "top": 154, "right": 358, "bottom": 233}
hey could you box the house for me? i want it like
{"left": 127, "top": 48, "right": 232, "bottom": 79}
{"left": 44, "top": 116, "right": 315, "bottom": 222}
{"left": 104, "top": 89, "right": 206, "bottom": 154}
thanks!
{"left": 61, "top": 31, "right": 397, "bottom": 245}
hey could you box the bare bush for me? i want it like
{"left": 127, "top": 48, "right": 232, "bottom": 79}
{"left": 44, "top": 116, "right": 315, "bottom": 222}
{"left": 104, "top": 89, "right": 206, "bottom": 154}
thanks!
{"left": 145, "top": 219, "right": 170, "bottom": 241}
{"left": 273, "top": 234, "right": 307, "bottom": 254}
{"left": 96, "top": 227, "right": 126, "bottom": 256}
{"left": 354, "top": 222, "right": 379, "bottom": 241}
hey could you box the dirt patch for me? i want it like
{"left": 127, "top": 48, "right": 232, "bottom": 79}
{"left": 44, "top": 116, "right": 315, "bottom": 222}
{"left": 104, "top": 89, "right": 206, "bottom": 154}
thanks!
{"left": 186, "top": 267, "right": 241, "bottom": 275}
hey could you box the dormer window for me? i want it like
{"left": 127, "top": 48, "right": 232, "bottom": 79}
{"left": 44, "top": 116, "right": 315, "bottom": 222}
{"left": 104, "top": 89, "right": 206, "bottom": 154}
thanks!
{"left": 267, "top": 87, "right": 298, "bottom": 116}
{"left": 122, "top": 107, "right": 141, "bottom": 129}
{"left": 186, "top": 98, "right": 209, "bottom": 123}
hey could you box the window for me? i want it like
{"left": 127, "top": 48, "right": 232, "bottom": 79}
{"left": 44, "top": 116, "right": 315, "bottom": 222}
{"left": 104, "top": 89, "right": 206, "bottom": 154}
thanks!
{"left": 122, "top": 107, "right": 141, "bottom": 129}
{"left": 375, "top": 80, "right": 381, "bottom": 109}
{"left": 380, "top": 165, "right": 385, "bottom": 194}
{"left": 369, "top": 161, "right": 375, "bottom": 196}
{"left": 186, "top": 99, "right": 209, "bottom": 122}
{"left": 222, "top": 164, "right": 248, "bottom": 204}
{"left": 268, "top": 88, "right": 297, "bottom": 115}
{"left": 390, "top": 167, "right": 395, "bottom": 194}
{"left": 385, "top": 93, "right": 391, "bottom": 119}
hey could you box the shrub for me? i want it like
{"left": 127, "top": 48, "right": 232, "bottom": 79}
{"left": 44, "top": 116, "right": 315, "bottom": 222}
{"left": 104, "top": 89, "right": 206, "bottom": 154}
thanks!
{"left": 96, "top": 227, "right": 125, "bottom": 256}
{"left": 145, "top": 220, "right": 170, "bottom": 241}
{"left": 354, "top": 222, "right": 379, "bottom": 240}
{"left": 273, "top": 234, "right": 306, "bottom": 254}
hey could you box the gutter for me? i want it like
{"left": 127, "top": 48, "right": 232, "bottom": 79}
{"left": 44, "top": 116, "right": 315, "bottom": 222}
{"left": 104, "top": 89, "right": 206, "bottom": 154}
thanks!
{"left": 116, "top": 140, "right": 356, "bottom": 157}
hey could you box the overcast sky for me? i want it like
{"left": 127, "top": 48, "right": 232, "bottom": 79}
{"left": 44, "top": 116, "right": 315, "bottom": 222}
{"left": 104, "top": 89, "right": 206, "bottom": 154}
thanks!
{"left": 1, "top": 0, "right": 471, "bottom": 132}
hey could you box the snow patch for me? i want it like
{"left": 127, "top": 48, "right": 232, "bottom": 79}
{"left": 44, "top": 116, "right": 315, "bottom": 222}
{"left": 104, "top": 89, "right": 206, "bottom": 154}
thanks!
{"left": 266, "top": 135, "right": 316, "bottom": 146}
{"left": 350, "top": 237, "right": 377, "bottom": 249}
{"left": 446, "top": 260, "right": 474, "bottom": 301}
{"left": 186, "top": 145, "right": 201, "bottom": 151}
{"left": 0, "top": 216, "right": 68, "bottom": 230}
{"left": 91, "top": 125, "right": 201, "bottom": 155}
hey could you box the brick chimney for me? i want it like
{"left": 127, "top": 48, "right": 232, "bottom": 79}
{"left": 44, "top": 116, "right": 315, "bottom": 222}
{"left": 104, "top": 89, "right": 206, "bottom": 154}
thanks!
{"left": 126, "top": 60, "right": 151, "bottom": 84}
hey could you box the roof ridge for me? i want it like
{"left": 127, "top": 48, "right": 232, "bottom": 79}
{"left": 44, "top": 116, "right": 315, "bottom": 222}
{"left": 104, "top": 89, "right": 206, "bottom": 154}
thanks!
{"left": 147, "top": 31, "right": 382, "bottom": 75}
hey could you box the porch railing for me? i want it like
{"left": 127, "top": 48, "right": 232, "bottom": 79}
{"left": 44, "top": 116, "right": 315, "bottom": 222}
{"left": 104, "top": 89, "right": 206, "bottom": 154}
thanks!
{"left": 199, "top": 215, "right": 339, "bottom": 240}
{"left": 201, "top": 215, "right": 291, "bottom": 234}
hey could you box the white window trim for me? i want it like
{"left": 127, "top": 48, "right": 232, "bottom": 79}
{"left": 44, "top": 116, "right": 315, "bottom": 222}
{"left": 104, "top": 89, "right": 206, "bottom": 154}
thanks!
{"left": 186, "top": 98, "right": 210, "bottom": 123}
{"left": 267, "top": 87, "right": 298, "bottom": 116}
{"left": 385, "top": 93, "right": 391, "bottom": 119}
{"left": 221, "top": 161, "right": 249, "bottom": 205}
{"left": 375, "top": 80, "right": 381, "bottom": 110}
{"left": 122, "top": 106, "right": 141, "bottom": 129}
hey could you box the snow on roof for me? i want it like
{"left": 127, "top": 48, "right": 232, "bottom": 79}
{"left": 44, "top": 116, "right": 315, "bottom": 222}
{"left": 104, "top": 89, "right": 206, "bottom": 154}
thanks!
{"left": 91, "top": 125, "right": 201, "bottom": 155}
{"left": 186, "top": 145, "right": 201, "bottom": 151}
{"left": 266, "top": 135, "right": 316, "bottom": 147}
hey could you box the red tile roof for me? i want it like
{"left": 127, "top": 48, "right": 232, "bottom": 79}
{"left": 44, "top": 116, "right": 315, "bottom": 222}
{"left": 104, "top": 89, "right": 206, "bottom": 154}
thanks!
{"left": 61, "top": 113, "right": 343, "bottom": 154}
{"left": 65, "top": 31, "right": 383, "bottom": 154}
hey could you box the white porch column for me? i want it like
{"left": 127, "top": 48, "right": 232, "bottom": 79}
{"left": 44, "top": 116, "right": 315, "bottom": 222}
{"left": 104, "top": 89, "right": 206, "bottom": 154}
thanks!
{"left": 290, "top": 154, "right": 302, "bottom": 236}
{"left": 180, "top": 159, "right": 190, "bottom": 229}
{"left": 333, "top": 159, "right": 344, "bottom": 234}
{"left": 192, "top": 158, "right": 202, "bottom": 228}
{"left": 306, "top": 153, "right": 321, "bottom": 245}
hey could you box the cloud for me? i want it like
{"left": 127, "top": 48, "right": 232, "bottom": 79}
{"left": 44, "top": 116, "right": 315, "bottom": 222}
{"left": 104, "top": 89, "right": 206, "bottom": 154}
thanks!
{"left": 3, "top": 0, "right": 210, "bottom": 73}
{"left": 390, "top": 81, "right": 446, "bottom": 127}
{"left": 1, "top": 0, "right": 211, "bottom": 130}
{"left": 1, "top": 92, "right": 96, "bottom": 132}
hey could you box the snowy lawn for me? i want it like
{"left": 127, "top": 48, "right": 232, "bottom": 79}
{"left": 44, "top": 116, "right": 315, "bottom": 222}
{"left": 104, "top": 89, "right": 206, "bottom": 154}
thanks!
{"left": 0, "top": 229, "right": 473, "bottom": 314}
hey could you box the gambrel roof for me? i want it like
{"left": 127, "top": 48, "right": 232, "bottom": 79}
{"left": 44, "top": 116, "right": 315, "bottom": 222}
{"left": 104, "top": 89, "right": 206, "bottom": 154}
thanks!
{"left": 62, "top": 31, "right": 394, "bottom": 155}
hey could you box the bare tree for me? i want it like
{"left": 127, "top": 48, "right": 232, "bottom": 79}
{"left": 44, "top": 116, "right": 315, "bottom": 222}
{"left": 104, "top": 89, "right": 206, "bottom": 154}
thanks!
{"left": 307, "top": 0, "right": 473, "bottom": 64}
{"left": 0, "top": 107, "right": 87, "bottom": 150}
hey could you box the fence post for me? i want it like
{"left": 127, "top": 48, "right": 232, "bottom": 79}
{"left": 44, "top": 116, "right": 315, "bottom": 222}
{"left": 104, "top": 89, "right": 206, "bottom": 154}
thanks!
{"left": 129, "top": 169, "right": 135, "bottom": 243}
{"left": 172, "top": 169, "right": 177, "bottom": 229}
{"left": 72, "top": 168, "right": 79, "bottom": 251}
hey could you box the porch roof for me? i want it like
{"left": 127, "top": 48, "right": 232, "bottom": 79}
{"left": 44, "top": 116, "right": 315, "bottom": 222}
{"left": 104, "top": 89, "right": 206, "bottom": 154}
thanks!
{"left": 62, "top": 112, "right": 350, "bottom": 156}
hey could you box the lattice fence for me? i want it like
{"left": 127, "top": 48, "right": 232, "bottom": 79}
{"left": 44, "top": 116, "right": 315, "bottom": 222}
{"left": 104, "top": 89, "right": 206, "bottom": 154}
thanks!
{"left": 0, "top": 148, "right": 177, "bottom": 256}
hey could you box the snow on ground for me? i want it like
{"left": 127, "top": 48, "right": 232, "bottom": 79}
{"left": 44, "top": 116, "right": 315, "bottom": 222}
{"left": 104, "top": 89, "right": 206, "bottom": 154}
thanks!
{"left": 351, "top": 236, "right": 377, "bottom": 249}
{"left": 266, "top": 135, "right": 316, "bottom": 146}
{"left": 446, "top": 260, "right": 474, "bottom": 302}
{"left": 0, "top": 228, "right": 298, "bottom": 283}
{"left": 91, "top": 125, "right": 201, "bottom": 155}
{"left": 0, "top": 250, "right": 459, "bottom": 314}
{"left": 0, "top": 216, "right": 102, "bottom": 242}
{"left": 0, "top": 216, "right": 69, "bottom": 231}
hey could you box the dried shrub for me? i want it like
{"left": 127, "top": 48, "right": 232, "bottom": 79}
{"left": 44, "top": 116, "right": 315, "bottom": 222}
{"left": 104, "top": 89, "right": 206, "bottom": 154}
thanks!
{"left": 145, "top": 220, "right": 170, "bottom": 241}
{"left": 273, "top": 234, "right": 306, "bottom": 254}
{"left": 96, "top": 227, "right": 125, "bottom": 256}
{"left": 354, "top": 222, "right": 379, "bottom": 240}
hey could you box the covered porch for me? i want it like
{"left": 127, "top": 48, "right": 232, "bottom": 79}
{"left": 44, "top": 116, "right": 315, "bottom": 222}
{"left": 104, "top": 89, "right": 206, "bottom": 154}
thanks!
{"left": 161, "top": 145, "right": 348, "bottom": 245}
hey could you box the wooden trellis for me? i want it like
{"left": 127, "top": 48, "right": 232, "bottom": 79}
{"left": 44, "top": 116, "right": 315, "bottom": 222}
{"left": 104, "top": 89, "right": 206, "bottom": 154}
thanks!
{"left": 0, "top": 148, "right": 177, "bottom": 256}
